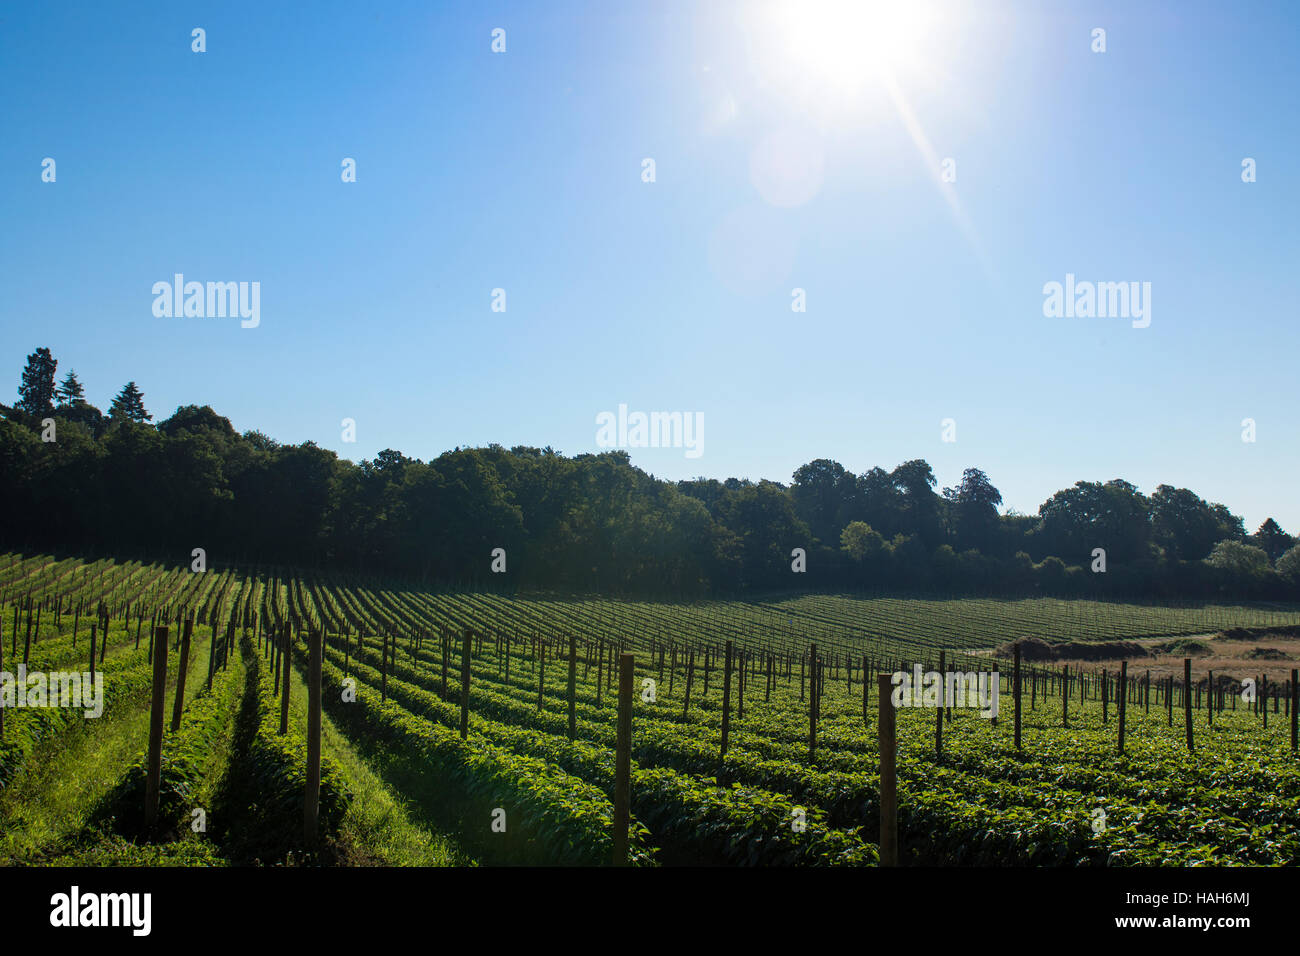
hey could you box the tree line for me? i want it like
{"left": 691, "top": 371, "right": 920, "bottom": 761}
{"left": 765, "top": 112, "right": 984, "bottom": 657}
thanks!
{"left": 4, "top": 347, "right": 1298, "bottom": 598}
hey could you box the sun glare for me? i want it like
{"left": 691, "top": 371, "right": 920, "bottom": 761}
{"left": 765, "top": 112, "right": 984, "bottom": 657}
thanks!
{"left": 754, "top": 0, "right": 948, "bottom": 107}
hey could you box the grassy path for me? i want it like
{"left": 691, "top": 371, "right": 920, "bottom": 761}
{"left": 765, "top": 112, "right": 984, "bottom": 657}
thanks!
{"left": 0, "top": 635, "right": 227, "bottom": 864}
{"left": 278, "top": 643, "right": 468, "bottom": 865}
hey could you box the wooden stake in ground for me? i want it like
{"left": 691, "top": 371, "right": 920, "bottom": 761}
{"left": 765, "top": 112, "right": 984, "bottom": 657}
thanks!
{"left": 808, "top": 643, "right": 818, "bottom": 762}
{"left": 1012, "top": 645, "right": 1021, "bottom": 751}
{"left": 567, "top": 635, "right": 578, "bottom": 740}
{"left": 721, "top": 640, "right": 733, "bottom": 758}
{"left": 304, "top": 628, "right": 322, "bottom": 843}
{"left": 537, "top": 637, "right": 546, "bottom": 712}
{"left": 1262, "top": 674, "right": 1269, "bottom": 730}
{"left": 1061, "top": 664, "right": 1069, "bottom": 729}
{"left": 878, "top": 672, "right": 897, "bottom": 867}
{"left": 460, "top": 628, "right": 472, "bottom": 739}
{"left": 862, "top": 653, "right": 870, "bottom": 725}
{"left": 88, "top": 624, "right": 97, "bottom": 684}
{"left": 279, "top": 627, "right": 291, "bottom": 735}
{"left": 613, "top": 652, "right": 634, "bottom": 866}
{"left": 1291, "top": 668, "right": 1298, "bottom": 753}
{"left": 1184, "top": 658, "right": 1194, "bottom": 752}
{"left": 682, "top": 648, "right": 694, "bottom": 716}
{"left": 936, "top": 649, "right": 945, "bottom": 755}
{"left": 169, "top": 617, "right": 193, "bottom": 732}
{"left": 1118, "top": 660, "right": 1127, "bottom": 755}
{"left": 144, "top": 626, "right": 170, "bottom": 829}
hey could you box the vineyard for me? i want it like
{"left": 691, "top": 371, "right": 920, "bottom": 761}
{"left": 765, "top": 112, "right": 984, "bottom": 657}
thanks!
{"left": 2, "top": 551, "right": 1299, "bottom": 867}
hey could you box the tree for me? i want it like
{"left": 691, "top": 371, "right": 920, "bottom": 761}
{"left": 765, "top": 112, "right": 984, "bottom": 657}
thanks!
{"left": 890, "top": 459, "right": 942, "bottom": 546}
{"left": 791, "top": 459, "right": 857, "bottom": 546}
{"left": 1277, "top": 545, "right": 1300, "bottom": 583}
{"left": 1253, "top": 518, "right": 1293, "bottom": 563}
{"left": 109, "top": 382, "right": 152, "bottom": 423}
{"left": 1150, "top": 484, "right": 1222, "bottom": 561}
{"left": 840, "top": 520, "right": 885, "bottom": 562}
{"left": 942, "top": 467, "right": 1003, "bottom": 553}
{"left": 16, "top": 347, "right": 57, "bottom": 417}
{"left": 55, "top": 370, "right": 86, "bottom": 407}
{"left": 1037, "top": 479, "right": 1150, "bottom": 565}
{"left": 1204, "top": 539, "right": 1269, "bottom": 583}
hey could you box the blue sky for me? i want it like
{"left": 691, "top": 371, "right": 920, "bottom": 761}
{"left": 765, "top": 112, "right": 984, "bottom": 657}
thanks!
{"left": 3, "top": 0, "right": 1297, "bottom": 531}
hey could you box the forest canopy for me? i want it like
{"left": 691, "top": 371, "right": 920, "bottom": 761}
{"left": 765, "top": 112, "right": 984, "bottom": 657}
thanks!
{"left": 3, "top": 348, "right": 1297, "bottom": 599}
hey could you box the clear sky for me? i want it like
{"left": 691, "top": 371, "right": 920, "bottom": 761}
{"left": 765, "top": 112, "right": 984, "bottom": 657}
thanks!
{"left": 3, "top": 1, "right": 1297, "bottom": 531}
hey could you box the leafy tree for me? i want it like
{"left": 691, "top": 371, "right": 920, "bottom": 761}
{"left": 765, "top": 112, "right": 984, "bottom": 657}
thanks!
{"left": 890, "top": 459, "right": 942, "bottom": 546}
{"left": 1037, "top": 479, "right": 1150, "bottom": 565}
{"left": 1205, "top": 539, "right": 1269, "bottom": 581}
{"left": 158, "top": 404, "right": 236, "bottom": 439}
{"left": 1277, "top": 545, "right": 1300, "bottom": 583}
{"left": 840, "top": 520, "right": 885, "bottom": 561}
{"left": 108, "top": 382, "right": 152, "bottom": 423}
{"left": 942, "top": 467, "right": 1003, "bottom": 553}
{"left": 16, "top": 347, "right": 57, "bottom": 417}
{"left": 1150, "top": 485, "right": 1222, "bottom": 561}
{"left": 791, "top": 459, "right": 857, "bottom": 546}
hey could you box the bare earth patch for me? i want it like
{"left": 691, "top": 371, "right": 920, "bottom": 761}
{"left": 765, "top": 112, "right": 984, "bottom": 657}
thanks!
{"left": 989, "top": 630, "right": 1298, "bottom": 684}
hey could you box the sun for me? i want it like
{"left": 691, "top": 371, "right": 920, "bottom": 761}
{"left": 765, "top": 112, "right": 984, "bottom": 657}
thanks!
{"left": 750, "top": 0, "right": 948, "bottom": 108}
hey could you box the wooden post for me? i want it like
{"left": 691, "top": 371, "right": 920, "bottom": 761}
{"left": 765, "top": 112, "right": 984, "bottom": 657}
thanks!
{"left": 878, "top": 673, "right": 897, "bottom": 867}
{"left": 1118, "top": 660, "right": 1127, "bottom": 754}
{"left": 683, "top": 648, "right": 694, "bottom": 716}
{"left": 1184, "top": 658, "right": 1193, "bottom": 752}
{"left": 808, "top": 643, "right": 818, "bottom": 762}
{"left": 169, "top": 617, "right": 193, "bottom": 731}
{"left": 862, "top": 653, "right": 869, "bottom": 725}
{"left": 567, "top": 635, "right": 578, "bottom": 740}
{"left": 144, "top": 626, "right": 169, "bottom": 828}
{"left": 279, "top": 627, "right": 291, "bottom": 735}
{"left": 721, "top": 640, "right": 733, "bottom": 758}
{"left": 304, "top": 628, "right": 322, "bottom": 842}
{"left": 441, "top": 629, "right": 449, "bottom": 696}
{"left": 1208, "top": 669, "right": 1214, "bottom": 726}
{"left": 88, "top": 624, "right": 97, "bottom": 683}
{"left": 1291, "top": 668, "right": 1298, "bottom": 753}
{"left": 936, "top": 649, "right": 945, "bottom": 755}
{"left": 737, "top": 649, "right": 745, "bottom": 720}
{"left": 1012, "top": 645, "right": 1021, "bottom": 751}
{"left": 613, "top": 652, "right": 634, "bottom": 866}
{"left": 206, "top": 614, "right": 217, "bottom": 690}
{"left": 1062, "top": 664, "right": 1069, "bottom": 728}
{"left": 460, "top": 628, "right": 472, "bottom": 739}
{"left": 537, "top": 637, "right": 546, "bottom": 711}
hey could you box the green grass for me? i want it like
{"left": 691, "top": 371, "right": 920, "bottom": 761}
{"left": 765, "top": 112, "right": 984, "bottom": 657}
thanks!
{"left": 0, "top": 635, "right": 226, "bottom": 864}
{"left": 280, "top": 647, "right": 467, "bottom": 866}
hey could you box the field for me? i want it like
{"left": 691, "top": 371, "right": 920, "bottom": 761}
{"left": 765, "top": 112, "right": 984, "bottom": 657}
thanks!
{"left": 2, "top": 551, "right": 1299, "bottom": 867}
